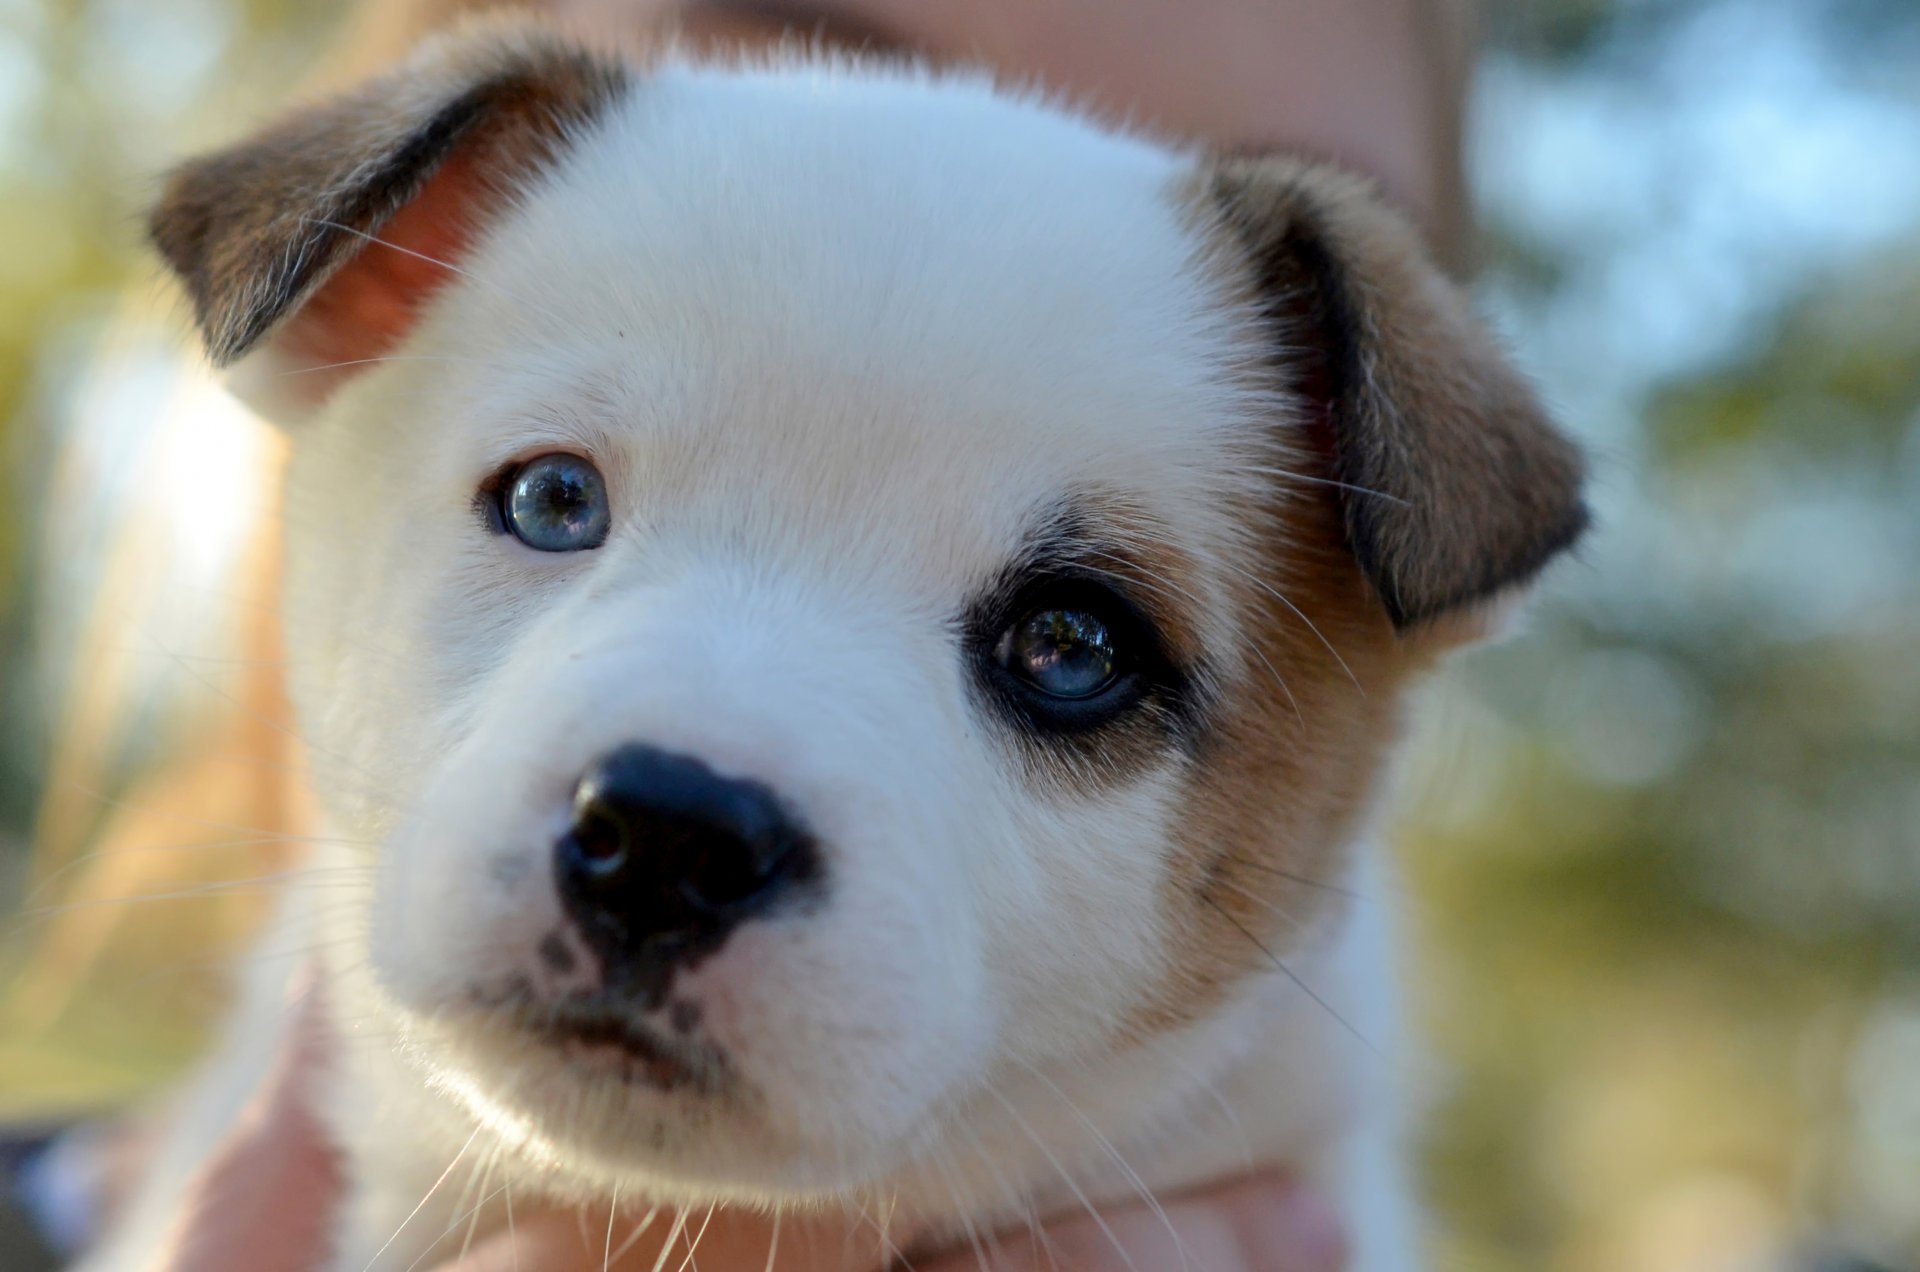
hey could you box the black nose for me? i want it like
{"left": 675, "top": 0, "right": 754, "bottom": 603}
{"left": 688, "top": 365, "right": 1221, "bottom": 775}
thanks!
{"left": 555, "top": 745, "right": 818, "bottom": 983}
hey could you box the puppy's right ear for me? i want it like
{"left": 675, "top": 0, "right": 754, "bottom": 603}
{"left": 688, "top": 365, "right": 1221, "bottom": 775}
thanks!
{"left": 149, "top": 23, "right": 629, "bottom": 420}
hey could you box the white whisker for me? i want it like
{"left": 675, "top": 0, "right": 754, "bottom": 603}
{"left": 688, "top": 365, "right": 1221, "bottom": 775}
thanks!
{"left": 648, "top": 1208, "right": 689, "bottom": 1272}
{"left": 361, "top": 1125, "right": 483, "bottom": 1272}
{"left": 1241, "top": 464, "right": 1410, "bottom": 506}
{"left": 1212, "top": 555, "right": 1361, "bottom": 691}
{"left": 1077, "top": 547, "right": 1304, "bottom": 722}
{"left": 604, "top": 1182, "right": 621, "bottom": 1272}
{"left": 762, "top": 1210, "right": 782, "bottom": 1272}
{"left": 1200, "top": 894, "right": 1379, "bottom": 1056}
{"left": 607, "top": 1204, "right": 661, "bottom": 1265}
{"left": 1010, "top": 1058, "right": 1190, "bottom": 1272}
{"left": 456, "top": 1147, "right": 504, "bottom": 1265}
{"left": 983, "top": 1084, "right": 1141, "bottom": 1272}
{"left": 671, "top": 1201, "right": 716, "bottom": 1272}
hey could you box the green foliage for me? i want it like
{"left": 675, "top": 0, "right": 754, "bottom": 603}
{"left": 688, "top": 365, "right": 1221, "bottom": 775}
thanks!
{"left": 1652, "top": 254, "right": 1920, "bottom": 467}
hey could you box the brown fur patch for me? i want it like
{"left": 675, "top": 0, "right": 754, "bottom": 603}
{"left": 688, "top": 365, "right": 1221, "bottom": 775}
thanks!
{"left": 1125, "top": 157, "right": 1588, "bottom": 1035}
{"left": 1127, "top": 465, "right": 1416, "bottom": 1038}
{"left": 149, "top": 19, "right": 631, "bottom": 367}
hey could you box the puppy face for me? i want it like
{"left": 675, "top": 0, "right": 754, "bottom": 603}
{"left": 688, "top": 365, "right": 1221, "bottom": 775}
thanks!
{"left": 151, "top": 26, "right": 1584, "bottom": 1202}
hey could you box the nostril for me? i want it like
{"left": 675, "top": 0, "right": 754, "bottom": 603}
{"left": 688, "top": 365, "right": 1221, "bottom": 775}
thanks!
{"left": 674, "top": 820, "right": 801, "bottom": 915}
{"left": 565, "top": 803, "right": 629, "bottom": 877}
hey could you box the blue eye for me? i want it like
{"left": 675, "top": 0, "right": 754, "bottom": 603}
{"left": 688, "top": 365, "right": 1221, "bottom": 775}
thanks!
{"left": 998, "top": 606, "right": 1122, "bottom": 700}
{"left": 501, "top": 453, "right": 610, "bottom": 552}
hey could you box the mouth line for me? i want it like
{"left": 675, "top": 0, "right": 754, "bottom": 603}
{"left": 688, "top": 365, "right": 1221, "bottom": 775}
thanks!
{"left": 501, "top": 994, "right": 729, "bottom": 1094}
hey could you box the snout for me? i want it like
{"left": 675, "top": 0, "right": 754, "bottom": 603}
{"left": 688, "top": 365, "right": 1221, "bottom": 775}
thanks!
{"left": 366, "top": 587, "right": 992, "bottom": 1188}
{"left": 556, "top": 744, "right": 821, "bottom": 996}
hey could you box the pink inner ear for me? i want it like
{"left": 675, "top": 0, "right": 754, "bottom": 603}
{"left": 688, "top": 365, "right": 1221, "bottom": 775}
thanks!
{"left": 275, "top": 151, "right": 490, "bottom": 392}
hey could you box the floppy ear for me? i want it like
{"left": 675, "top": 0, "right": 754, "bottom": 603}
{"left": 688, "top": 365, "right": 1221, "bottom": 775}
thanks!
{"left": 1207, "top": 156, "right": 1589, "bottom": 631}
{"left": 148, "top": 22, "right": 629, "bottom": 418}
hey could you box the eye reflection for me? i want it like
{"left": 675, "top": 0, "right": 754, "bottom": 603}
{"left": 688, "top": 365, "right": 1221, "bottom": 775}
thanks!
{"left": 501, "top": 453, "right": 611, "bottom": 552}
{"left": 999, "top": 607, "right": 1121, "bottom": 700}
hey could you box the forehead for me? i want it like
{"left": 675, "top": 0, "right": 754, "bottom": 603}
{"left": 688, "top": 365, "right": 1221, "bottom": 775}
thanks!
{"left": 417, "top": 60, "right": 1266, "bottom": 579}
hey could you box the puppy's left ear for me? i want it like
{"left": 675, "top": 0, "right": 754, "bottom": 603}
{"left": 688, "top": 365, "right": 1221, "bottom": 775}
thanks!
{"left": 1205, "top": 156, "right": 1589, "bottom": 635}
{"left": 148, "top": 22, "right": 630, "bottom": 420}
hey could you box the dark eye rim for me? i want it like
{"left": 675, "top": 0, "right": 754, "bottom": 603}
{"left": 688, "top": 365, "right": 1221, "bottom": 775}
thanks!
{"left": 475, "top": 451, "right": 610, "bottom": 551}
{"left": 972, "top": 573, "right": 1175, "bottom": 734}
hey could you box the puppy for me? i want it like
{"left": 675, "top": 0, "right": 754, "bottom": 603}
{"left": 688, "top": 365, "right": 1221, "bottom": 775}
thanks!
{"left": 81, "top": 17, "right": 1585, "bottom": 1271}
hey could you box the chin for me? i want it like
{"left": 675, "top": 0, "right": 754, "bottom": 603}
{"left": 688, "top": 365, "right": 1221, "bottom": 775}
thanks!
{"left": 407, "top": 1006, "right": 953, "bottom": 1203}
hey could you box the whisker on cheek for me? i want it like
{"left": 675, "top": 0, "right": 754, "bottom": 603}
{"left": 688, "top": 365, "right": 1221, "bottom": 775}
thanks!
{"left": 450, "top": 1149, "right": 505, "bottom": 1267}
{"left": 983, "top": 1083, "right": 1144, "bottom": 1272}
{"left": 17, "top": 828, "right": 380, "bottom": 911}
{"left": 760, "top": 1208, "right": 781, "bottom": 1272}
{"left": 1198, "top": 895, "right": 1380, "bottom": 1058}
{"left": 650, "top": 1208, "right": 692, "bottom": 1272}
{"left": 601, "top": 1181, "right": 620, "bottom": 1272}
{"left": 109, "top": 570, "right": 426, "bottom": 674}
{"left": 606, "top": 1201, "right": 662, "bottom": 1267}
{"left": 8, "top": 866, "right": 374, "bottom": 928}
{"left": 1204, "top": 851, "right": 1376, "bottom": 902}
{"left": 1007, "top": 1055, "right": 1189, "bottom": 1272}
{"left": 673, "top": 1200, "right": 717, "bottom": 1272}
{"left": 357, "top": 1124, "right": 485, "bottom": 1272}
{"left": 110, "top": 616, "right": 423, "bottom": 809}
{"left": 931, "top": 1153, "right": 993, "bottom": 1272}
{"left": 1238, "top": 463, "right": 1411, "bottom": 507}
{"left": 402, "top": 1153, "right": 500, "bottom": 1272}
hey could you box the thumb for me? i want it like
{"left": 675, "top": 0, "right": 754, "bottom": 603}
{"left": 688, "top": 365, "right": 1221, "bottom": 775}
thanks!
{"left": 150, "top": 969, "right": 341, "bottom": 1272}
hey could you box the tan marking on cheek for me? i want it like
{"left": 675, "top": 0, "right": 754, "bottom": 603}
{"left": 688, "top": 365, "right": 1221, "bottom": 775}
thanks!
{"left": 1121, "top": 445, "right": 1453, "bottom": 1041}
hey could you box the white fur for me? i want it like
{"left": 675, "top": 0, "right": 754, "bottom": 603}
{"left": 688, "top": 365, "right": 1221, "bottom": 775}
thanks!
{"left": 83, "top": 59, "right": 1424, "bottom": 1271}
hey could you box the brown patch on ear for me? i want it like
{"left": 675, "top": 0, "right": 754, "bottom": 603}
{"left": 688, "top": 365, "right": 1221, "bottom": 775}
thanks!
{"left": 1203, "top": 155, "right": 1589, "bottom": 630}
{"left": 149, "top": 21, "right": 629, "bottom": 370}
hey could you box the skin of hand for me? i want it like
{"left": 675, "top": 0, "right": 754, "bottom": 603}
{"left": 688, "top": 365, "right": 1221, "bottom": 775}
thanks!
{"left": 553, "top": 0, "right": 1466, "bottom": 249}
{"left": 143, "top": 976, "right": 342, "bottom": 1272}
{"left": 139, "top": 2, "right": 1466, "bottom": 1266}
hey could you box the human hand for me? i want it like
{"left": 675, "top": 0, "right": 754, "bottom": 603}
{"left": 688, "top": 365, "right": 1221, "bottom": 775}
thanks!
{"left": 141, "top": 977, "right": 341, "bottom": 1272}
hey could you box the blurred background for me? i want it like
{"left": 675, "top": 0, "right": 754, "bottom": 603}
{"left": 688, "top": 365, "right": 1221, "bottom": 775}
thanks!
{"left": 0, "top": 0, "right": 1916, "bottom": 1268}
